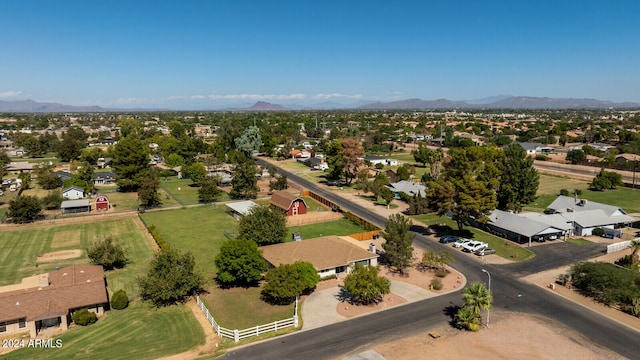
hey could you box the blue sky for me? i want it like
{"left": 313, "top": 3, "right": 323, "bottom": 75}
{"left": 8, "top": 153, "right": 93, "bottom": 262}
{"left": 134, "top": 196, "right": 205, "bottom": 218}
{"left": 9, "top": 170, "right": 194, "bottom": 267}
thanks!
{"left": 1, "top": 1, "right": 638, "bottom": 108}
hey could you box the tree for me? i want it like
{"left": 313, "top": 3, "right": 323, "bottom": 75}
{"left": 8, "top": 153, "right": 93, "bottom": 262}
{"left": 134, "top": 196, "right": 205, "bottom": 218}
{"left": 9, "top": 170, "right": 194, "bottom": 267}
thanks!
{"left": 42, "top": 192, "right": 63, "bottom": 210}
{"left": 86, "top": 236, "right": 128, "bottom": 270}
{"left": 18, "top": 172, "right": 31, "bottom": 190}
{"left": 215, "top": 239, "right": 267, "bottom": 286}
{"left": 235, "top": 126, "right": 262, "bottom": 156}
{"left": 355, "top": 169, "right": 371, "bottom": 194}
{"left": 378, "top": 186, "right": 395, "bottom": 209}
{"left": 165, "top": 153, "right": 184, "bottom": 168}
{"left": 138, "top": 171, "right": 162, "bottom": 208}
{"left": 412, "top": 143, "right": 431, "bottom": 167}
{"left": 261, "top": 261, "right": 320, "bottom": 305}
{"left": 326, "top": 140, "right": 345, "bottom": 181}
{"left": 237, "top": 205, "right": 287, "bottom": 246}
{"left": 342, "top": 264, "right": 390, "bottom": 305}
{"left": 589, "top": 168, "right": 623, "bottom": 190}
{"left": 461, "top": 282, "right": 493, "bottom": 319}
{"left": 35, "top": 163, "right": 62, "bottom": 189}
{"left": 497, "top": 144, "right": 539, "bottom": 211}
{"left": 7, "top": 195, "right": 42, "bottom": 223}
{"left": 269, "top": 174, "right": 288, "bottom": 192}
{"left": 426, "top": 147, "right": 500, "bottom": 231}
{"left": 566, "top": 149, "right": 586, "bottom": 164}
{"left": 113, "top": 136, "right": 150, "bottom": 192}
{"left": 198, "top": 176, "right": 222, "bottom": 203}
{"left": 381, "top": 214, "right": 415, "bottom": 274}
{"left": 56, "top": 136, "right": 84, "bottom": 162}
{"left": 138, "top": 249, "right": 204, "bottom": 307}
{"left": 341, "top": 138, "right": 365, "bottom": 185}
{"left": 455, "top": 306, "right": 480, "bottom": 331}
{"left": 183, "top": 162, "right": 207, "bottom": 185}
{"left": 419, "top": 249, "right": 454, "bottom": 271}
{"left": 630, "top": 240, "right": 640, "bottom": 264}
{"left": 230, "top": 161, "right": 259, "bottom": 199}
{"left": 396, "top": 165, "right": 410, "bottom": 180}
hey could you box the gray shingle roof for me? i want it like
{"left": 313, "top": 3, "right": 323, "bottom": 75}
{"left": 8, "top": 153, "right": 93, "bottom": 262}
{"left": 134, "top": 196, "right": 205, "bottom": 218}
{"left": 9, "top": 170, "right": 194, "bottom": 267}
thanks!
{"left": 489, "top": 210, "right": 570, "bottom": 238}
{"left": 548, "top": 195, "right": 626, "bottom": 216}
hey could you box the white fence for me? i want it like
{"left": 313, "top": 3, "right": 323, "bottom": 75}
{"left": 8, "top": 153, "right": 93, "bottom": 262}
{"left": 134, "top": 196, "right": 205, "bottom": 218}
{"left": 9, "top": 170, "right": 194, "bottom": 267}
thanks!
{"left": 607, "top": 240, "right": 634, "bottom": 254}
{"left": 196, "top": 295, "right": 298, "bottom": 342}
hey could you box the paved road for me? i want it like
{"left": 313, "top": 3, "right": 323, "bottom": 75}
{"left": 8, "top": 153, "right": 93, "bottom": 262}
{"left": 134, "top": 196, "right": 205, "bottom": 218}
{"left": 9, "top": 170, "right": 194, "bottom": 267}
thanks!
{"left": 223, "top": 159, "right": 640, "bottom": 359}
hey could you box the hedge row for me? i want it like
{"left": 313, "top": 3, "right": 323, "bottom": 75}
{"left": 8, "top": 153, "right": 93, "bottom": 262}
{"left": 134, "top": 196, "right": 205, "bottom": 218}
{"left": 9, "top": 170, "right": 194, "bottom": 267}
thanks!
{"left": 148, "top": 224, "right": 171, "bottom": 252}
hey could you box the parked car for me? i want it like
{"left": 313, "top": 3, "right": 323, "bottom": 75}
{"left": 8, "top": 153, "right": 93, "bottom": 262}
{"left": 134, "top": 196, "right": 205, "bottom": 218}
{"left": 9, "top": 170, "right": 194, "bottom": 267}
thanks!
{"left": 475, "top": 248, "right": 496, "bottom": 256}
{"left": 462, "top": 241, "right": 488, "bottom": 253}
{"left": 439, "top": 235, "right": 459, "bottom": 244}
{"left": 453, "top": 238, "right": 472, "bottom": 248}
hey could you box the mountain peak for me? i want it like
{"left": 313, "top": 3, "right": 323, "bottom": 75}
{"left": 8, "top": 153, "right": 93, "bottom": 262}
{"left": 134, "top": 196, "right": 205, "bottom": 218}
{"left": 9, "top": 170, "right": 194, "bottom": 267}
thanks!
{"left": 248, "top": 101, "right": 287, "bottom": 110}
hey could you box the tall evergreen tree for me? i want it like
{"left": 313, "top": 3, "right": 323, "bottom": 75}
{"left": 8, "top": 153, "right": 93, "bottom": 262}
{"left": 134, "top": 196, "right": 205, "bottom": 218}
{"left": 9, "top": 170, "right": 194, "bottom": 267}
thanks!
{"left": 230, "top": 161, "right": 259, "bottom": 199}
{"left": 381, "top": 214, "right": 415, "bottom": 274}
{"left": 498, "top": 144, "right": 539, "bottom": 211}
{"left": 113, "top": 136, "right": 150, "bottom": 191}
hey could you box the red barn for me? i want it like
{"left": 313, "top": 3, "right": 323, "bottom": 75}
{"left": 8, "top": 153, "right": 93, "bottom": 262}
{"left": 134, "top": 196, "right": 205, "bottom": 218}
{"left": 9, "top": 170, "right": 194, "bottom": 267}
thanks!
{"left": 95, "top": 195, "right": 110, "bottom": 211}
{"left": 270, "top": 191, "right": 308, "bottom": 216}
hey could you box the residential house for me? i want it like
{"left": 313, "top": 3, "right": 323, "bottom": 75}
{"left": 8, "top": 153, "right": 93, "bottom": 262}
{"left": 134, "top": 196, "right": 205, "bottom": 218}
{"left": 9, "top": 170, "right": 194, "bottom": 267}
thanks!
{"left": 386, "top": 180, "right": 426, "bottom": 199}
{"left": 270, "top": 191, "right": 307, "bottom": 216}
{"left": 303, "top": 156, "right": 329, "bottom": 171}
{"left": 615, "top": 153, "right": 640, "bottom": 165}
{"left": 62, "top": 186, "right": 85, "bottom": 200}
{"left": 96, "top": 157, "right": 113, "bottom": 169}
{"left": 55, "top": 170, "right": 75, "bottom": 183}
{"left": 547, "top": 195, "right": 636, "bottom": 237}
{"left": 261, "top": 236, "right": 379, "bottom": 278}
{"left": 93, "top": 171, "right": 116, "bottom": 186}
{"left": 0, "top": 265, "right": 109, "bottom": 338}
{"left": 487, "top": 209, "right": 572, "bottom": 246}
{"left": 6, "top": 161, "right": 35, "bottom": 172}
{"left": 516, "top": 142, "right": 554, "bottom": 155}
{"left": 361, "top": 155, "right": 398, "bottom": 167}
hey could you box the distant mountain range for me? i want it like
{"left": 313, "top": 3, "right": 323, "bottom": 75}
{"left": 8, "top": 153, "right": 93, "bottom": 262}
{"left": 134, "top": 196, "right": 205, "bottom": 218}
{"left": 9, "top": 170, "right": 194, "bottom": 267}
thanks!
{"left": 1, "top": 96, "right": 639, "bottom": 113}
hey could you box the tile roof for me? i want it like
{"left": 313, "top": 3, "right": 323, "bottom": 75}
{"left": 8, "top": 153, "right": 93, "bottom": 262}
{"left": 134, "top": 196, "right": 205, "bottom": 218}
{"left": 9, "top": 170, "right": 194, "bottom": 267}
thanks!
{"left": 0, "top": 265, "right": 108, "bottom": 323}
{"left": 261, "top": 236, "right": 378, "bottom": 271}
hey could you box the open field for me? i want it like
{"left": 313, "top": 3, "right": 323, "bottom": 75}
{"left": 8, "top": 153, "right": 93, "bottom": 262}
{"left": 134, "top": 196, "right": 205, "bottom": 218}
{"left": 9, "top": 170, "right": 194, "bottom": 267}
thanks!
{"left": 200, "top": 285, "right": 294, "bottom": 329}
{"left": 0, "top": 217, "right": 154, "bottom": 298}
{"left": 3, "top": 301, "right": 204, "bottom": 360}
{"left": 286, "top": 219, "right": 367, "bottom": 241}
{"left": 160, "top": 177, "right": 231, "bottom": 205}
{"left": 411, "top": 213, "right": 534, "bottom": 261}
{"left": 140, "top": 206, "right": 238, "bottom": 283}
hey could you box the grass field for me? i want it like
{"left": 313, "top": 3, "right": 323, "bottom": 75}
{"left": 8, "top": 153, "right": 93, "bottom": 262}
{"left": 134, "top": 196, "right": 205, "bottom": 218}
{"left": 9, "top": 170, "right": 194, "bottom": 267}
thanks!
{"left": 140, "top": 206, "right": 238, "bottom": 283}
{"left": 524, "top": 173, "right": 640, "bottom": 213}
{"left": 411, "top": 213, "right": 534, "bottom": 261}
{"left": 0, "top": 218, "right": 153, "bottom": 298}
{"left": 160, "top": 178, "right": 231, "bottom": 205}
{"left": 286, "top": 219, "right": 367, "bottom": 241}
{"left": 3, "top": 301, "right": 204, "bottom": 360}
{"left": 200, "top": 285, "right": 294, "bottom": 329}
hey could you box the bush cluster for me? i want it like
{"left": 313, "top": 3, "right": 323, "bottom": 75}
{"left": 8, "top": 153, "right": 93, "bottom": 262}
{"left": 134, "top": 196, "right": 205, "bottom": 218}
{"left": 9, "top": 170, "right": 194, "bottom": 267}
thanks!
{"left": 430, "top": 278, "right": 443, "bottom": 290}
{"left": 72, "top": 308, "right": 98, "bottom": 326}
{"left": 148, "top": 225, "right": 170, "bottom": 251}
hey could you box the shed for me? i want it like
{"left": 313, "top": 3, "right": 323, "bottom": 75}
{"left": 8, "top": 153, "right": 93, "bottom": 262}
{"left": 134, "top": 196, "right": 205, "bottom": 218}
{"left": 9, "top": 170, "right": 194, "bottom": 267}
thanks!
{"left": 226, "top": 200, "right": 259, "bottom": 220}
{"left": 270, "top": 191, "right": 307, "bottom": 216}
{"left": 60, "top": 199, "right": 91, "bottom": 214}
{"left": 95, "top": 195, "right": 110, "bottom": 211}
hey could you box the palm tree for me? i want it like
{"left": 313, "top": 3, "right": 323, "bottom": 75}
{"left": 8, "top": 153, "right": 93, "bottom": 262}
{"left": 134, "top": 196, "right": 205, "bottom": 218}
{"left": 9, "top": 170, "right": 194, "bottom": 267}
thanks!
{"left": 455, "top": 306, "right": 480, "bottom": 331}
{"left": 462, "top": 282, "right": 493, "bottom": 318}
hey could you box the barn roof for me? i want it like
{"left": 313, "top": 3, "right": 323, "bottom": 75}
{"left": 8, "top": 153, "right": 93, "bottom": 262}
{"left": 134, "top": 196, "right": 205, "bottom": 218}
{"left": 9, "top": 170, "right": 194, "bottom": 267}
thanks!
{"left": 270, "top": 191, "right": 307, "bottom": 211}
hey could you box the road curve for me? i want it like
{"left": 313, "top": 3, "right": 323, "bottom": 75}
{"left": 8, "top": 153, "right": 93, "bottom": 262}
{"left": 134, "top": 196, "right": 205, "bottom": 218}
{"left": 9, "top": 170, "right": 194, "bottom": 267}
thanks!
{"left": 221, "top": 159, "right": 640, "bottom": 359}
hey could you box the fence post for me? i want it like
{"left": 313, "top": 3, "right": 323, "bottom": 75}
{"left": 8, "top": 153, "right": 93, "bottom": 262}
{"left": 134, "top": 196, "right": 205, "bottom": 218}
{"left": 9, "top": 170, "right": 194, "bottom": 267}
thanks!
{"left": 294, "top": 295, "right": 299, "bottom": 327}
{"left": 234, "top": 329, "right": 239, "bottom": 342}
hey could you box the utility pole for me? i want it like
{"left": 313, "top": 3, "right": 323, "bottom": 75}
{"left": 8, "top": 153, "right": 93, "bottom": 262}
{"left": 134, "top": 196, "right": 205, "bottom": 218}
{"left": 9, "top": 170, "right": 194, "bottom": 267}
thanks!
{"left": 481, "top": 269, "right": 492, "bottom": 328}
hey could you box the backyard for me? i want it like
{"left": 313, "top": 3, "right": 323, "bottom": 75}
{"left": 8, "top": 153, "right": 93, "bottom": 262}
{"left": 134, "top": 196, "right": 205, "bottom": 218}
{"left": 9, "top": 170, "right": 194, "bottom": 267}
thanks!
{"left": 160, "top": 177, "right": 231, "bottom": 205}
{"left": 286, "top": 219, "right": 367, "bottom": 241}
{"left": 0, "top": 217, "right": 205, "bottom": 360}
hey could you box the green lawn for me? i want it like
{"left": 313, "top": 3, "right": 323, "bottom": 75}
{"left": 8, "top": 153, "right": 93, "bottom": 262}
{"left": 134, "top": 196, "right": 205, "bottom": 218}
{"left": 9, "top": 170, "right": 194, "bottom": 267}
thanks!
{"left": 286, "top": 219, "right": 367, "bottom": 241}
{"left": 277, "top": 161, "right": 310, "bottom": 171}
{"left": 200, "top": 285, "right": 294, "bottom": 329}
{"left": 411, "top": 213, "right": 534, "bottom": 261}
{"left": 160, "top": 177, "right": 230, "bottom": 205}
{"left": 140, "top": 206, "right": 238, "bottom": 283}
{"left": 0, "top": 218, "right": 153, "bottom": 298}
{"left": 536, "top": 173, "right": 589, "bottom": 196}
{"left": 3, "top": 301, "right": 204, "bottom": 360}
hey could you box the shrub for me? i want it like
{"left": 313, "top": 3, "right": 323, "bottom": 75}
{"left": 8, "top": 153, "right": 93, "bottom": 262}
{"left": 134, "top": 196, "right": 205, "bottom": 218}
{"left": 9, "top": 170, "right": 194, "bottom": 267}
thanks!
{"left": 592, "top": 228, "right": 605, "bottom": 237}
{"left": 430, "top": 278, "right": 443, "bottom": 290}
{"left": 435, "top": 268, "right": 449, "bottom": 278}
{"left": 374, "top": 163, "right": 384, "bottom": 169}
{"left": 110, "top": 289, "right": 129, "bottom": 310}
{"left": 559, "top": 188, "right": 570, "bottom": 196}
{"left": 535, "top": 154, "right": 548, "bottom": 161}
{"left": 72, "top": 308, "right": 98, "bottom": 326}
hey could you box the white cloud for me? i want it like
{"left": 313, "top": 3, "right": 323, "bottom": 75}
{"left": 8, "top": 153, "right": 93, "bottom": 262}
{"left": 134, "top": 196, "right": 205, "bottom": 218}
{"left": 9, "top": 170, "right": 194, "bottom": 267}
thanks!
{"left": 313, "top": 93, "right": 363, "bottom": 100}
{"left": 113, "top": 97, "right": 146, "bottom": 105}
{"left": 0, "top": 90, "right": 23, "bottom": 98}
{"left": 190, "top": 95, "right": 206, "bottom": 100}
